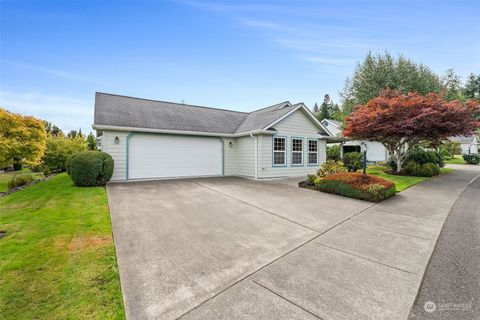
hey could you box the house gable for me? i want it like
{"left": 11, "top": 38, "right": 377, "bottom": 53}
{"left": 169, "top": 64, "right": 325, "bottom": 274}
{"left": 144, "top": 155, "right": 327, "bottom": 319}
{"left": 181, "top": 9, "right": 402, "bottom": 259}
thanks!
{"left": 257, "top": 108, "right": 327, "bottom": 178}
{"left": 267, "top": 107, "right": 329, "bottom": 137}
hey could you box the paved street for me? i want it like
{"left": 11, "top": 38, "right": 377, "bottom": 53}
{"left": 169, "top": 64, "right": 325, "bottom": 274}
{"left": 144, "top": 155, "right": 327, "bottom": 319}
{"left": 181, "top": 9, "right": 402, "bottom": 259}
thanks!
{"left": 409, "top": 173, "right": 480, "bottom": 320}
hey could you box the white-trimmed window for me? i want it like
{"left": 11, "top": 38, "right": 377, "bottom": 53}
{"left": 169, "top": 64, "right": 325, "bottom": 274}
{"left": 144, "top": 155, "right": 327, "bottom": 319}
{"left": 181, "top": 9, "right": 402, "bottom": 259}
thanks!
{"left": 308, "top": 140, "right": 318, "bottom": 165}
{"left": 273, "top": 137, "right": 286, "bottom": 166}
{"left": 292, "top": 138, "right": 303, "bottom": 165}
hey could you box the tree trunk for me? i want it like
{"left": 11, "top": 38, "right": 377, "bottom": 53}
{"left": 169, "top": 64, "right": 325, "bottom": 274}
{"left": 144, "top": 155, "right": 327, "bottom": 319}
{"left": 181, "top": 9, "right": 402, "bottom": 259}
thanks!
{"left": 396, "top": 158, "right": 402, "bottom": 173}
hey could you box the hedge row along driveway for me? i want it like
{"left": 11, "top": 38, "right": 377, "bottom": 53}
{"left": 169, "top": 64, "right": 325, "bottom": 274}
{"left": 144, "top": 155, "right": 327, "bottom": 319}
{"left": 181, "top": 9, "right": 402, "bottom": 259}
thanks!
{"left": 0, "top": 173, "right": 124, "bottom": 319}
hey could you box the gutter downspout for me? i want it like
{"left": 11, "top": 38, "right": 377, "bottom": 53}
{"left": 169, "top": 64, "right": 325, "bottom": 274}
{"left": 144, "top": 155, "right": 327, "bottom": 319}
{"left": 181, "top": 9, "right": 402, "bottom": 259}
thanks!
{"left": 251, "top": 133, "right": 258, "bottom": 179}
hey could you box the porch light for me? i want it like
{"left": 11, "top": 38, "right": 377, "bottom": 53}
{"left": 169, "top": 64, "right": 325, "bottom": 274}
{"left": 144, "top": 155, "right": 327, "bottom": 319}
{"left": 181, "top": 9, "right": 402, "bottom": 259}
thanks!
{"left": 229, "top": 141, "right": 233, "bottom": 148}
{"left": 114, "top": 136, "right": 120, "bottom": 144}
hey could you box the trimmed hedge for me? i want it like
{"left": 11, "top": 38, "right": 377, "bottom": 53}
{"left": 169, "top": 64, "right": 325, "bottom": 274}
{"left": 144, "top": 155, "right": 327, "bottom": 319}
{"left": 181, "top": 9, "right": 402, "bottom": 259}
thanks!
{"left": 463, "top": 154, "right": 480, "bottom": 164}
{"left": 66, "top": 151, "right": 114, "bottom": 187}
{"left": 315, "top": 172, "right": 396, "bottom": 202}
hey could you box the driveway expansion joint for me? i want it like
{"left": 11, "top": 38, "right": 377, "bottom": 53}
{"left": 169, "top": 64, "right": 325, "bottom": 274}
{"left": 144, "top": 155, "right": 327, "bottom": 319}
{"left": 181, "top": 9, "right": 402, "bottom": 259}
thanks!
{"left": 251, "top": 280, "right": 324, "bottom": 320}
{"left": 350, "top": 222, "right": 436, "bottom": 241}
{"left": 314, "top": 242, "right": 418, "bottom": 275}
{"left": 368, "top": 208, "right": 442, "bottom": 222}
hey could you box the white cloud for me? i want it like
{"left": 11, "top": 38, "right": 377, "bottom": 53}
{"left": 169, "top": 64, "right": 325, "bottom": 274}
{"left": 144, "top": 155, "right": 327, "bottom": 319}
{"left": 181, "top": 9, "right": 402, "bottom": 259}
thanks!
{"left": 0, "top": 90, "right": 93, "bottom": 133}
{"left": 2, "top": 60, "right": 97, "bottom": 83}
{"left": 300, "top": 56, "right": 353, "bottom": 67}
{"left": 243, "top": 20, "right": 281, "bottom": 30}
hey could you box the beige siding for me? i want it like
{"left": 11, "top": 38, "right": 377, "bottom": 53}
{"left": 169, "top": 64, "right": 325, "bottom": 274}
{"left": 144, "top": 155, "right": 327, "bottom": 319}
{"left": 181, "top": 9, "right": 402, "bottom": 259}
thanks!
{"left": 101, "top": 109, "right": 326, "bottom": 180}
{"left": 319, "top": 139, "right": 327, "bottom": 163}
{"left": 223, "top": 138, "right": 237, "bottom": 176}
{"left": 102, "top": 130, "right": 129, "bottom": 181}
{"left": 258, "top": 109, "right": 326, "bottom": 178}
{"left": 234, "top": 136, "right": 255, "bottom": 178}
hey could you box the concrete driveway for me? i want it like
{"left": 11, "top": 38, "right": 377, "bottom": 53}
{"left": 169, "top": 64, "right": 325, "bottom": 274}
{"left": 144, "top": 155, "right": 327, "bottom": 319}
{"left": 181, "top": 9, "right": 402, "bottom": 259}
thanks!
{"left": 107, "top": 167, "right": 480, "bottom": 320}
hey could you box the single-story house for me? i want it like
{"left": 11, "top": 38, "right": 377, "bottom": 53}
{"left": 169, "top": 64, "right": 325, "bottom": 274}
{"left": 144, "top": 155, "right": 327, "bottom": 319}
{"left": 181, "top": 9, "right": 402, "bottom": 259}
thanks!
{"left": 321, "top": 119, "right": 388, "bottom": 162}
{"left": 449, "top": 135, "right": 479, "bottom": 155}
{"left": 93, "top": 92, "right": 332, "bottom": 181}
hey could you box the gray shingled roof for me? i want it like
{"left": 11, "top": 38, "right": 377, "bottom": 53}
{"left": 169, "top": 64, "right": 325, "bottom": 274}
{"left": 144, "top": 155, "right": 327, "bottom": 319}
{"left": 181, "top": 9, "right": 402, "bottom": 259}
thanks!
{"left": 94, "top": 92, "right": 309, "bottom": 134}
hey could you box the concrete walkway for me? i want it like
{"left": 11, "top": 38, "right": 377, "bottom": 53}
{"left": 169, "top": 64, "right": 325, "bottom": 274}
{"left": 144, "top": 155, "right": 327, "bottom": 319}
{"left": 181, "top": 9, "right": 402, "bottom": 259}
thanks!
{"left": 408, "top": 169, "right": 480, "bottom": 320}
{"left": 107, "top": 165, "right": 480, "bottom": 320}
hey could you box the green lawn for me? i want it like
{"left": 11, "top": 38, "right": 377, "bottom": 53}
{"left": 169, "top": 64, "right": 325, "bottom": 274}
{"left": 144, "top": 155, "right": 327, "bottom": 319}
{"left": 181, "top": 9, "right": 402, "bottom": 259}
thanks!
{"left": 445, "top": 155, "right": 466, "bottom": 164}
{"left": 0, "top": 170, "right": 43, "bottom": 193}
{"left": 366, "top": 165, "right": 454, "bottom": 192}
{"left": 0, "top": 173, "right": 125, "bottom": 319}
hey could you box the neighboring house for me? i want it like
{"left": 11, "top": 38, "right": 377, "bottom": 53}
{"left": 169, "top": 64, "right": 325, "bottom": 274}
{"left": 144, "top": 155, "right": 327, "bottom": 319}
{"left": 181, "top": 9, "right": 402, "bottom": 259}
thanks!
{"left": 321, "top": 119, "right": 388, "bottom": 162}
{"left": 93, "top": 92, "right": 331, "bottom": 181}
{"left": 449, "top": 135, "right": 479, "bottom": 155}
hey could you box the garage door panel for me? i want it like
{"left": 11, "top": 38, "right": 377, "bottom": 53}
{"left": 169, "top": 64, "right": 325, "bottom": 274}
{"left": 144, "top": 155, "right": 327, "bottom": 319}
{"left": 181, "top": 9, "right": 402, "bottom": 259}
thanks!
{"left": 129, "top": 134, "right": 222, "bottom": 179}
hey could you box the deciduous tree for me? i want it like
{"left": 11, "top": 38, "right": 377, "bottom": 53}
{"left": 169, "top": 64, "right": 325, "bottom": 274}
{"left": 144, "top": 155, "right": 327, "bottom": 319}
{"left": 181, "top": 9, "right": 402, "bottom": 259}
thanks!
{"left": 343, "top": 91, "right": 480, "bottom": 173}
{"left": 0, "top": 108, "right": 46, "bottom": 168}
{"left": 42, "top": 135, "right": 86, "bottom": 172}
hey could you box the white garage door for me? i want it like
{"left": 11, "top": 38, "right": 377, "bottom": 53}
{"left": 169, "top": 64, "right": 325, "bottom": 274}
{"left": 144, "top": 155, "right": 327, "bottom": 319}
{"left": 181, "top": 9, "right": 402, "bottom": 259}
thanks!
{"left": 128, "top": 134, "right": 222, "bottom": 179}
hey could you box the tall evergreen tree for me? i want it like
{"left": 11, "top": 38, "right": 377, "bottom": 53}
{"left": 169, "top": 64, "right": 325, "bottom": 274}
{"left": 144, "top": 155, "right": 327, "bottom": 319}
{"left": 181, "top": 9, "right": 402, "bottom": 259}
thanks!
{"left": 319, "top": 94, "right": 331, "bottom": 120}
{"left": 340, "top": 51, "right": 442, "bottom": 117}
{"left": 67, "top": 130, "right": 77, "bottom": 139}
{"left": 441, "top": 68, "right": 464, "bottom": 101}
{"left": 86, "top": 132, "right": 97, "bottom": 150}
{"left": 463, "top": 73, "right": 480, "bottom": 99}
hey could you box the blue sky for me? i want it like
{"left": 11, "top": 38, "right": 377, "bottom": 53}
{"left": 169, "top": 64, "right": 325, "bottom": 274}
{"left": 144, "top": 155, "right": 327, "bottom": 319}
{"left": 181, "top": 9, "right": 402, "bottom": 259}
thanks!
{"left": 1, "top": 0, "right": 479, "bottom": 133}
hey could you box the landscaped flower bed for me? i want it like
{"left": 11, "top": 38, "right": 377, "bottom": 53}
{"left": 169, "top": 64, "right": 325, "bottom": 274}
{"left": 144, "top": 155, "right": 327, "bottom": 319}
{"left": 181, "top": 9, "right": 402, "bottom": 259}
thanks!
{"left": 303, "top": 172, "right": 396, "bottom": 202}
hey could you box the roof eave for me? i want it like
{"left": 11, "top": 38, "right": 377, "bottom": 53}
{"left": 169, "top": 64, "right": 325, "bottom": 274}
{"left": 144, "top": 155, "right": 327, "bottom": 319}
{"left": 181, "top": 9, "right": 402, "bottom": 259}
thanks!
{"left": 92, "top": 124, "right": 274, "bottom": 137}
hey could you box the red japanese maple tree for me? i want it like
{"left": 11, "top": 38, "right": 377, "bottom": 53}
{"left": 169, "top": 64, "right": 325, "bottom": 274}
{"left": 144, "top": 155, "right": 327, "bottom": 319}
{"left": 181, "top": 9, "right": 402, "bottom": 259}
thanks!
{"left": 343, "top": 90, "right": 480, "bottom": 172}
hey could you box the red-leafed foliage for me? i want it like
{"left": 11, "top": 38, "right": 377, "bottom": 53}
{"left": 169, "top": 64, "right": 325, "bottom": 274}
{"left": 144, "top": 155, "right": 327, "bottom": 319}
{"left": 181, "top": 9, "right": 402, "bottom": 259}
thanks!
{"left": 343, "top": 91, "right": 480, "bottom": 172}
{"left": 315, "top": 172, "right": 396, "bottom": 202}
{"left": 321, "top": 172, "right": 394, "bottom": 190}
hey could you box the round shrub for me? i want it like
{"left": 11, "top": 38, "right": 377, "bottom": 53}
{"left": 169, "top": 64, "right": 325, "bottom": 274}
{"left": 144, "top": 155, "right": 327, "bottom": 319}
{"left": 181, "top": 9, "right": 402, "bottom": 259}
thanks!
{"left": 306, "top": 174, "right": 317, "bottom": 184}
{"left": 316, "top": 160, "right": 347, "bottom": 177}
{"left": 403, "top": 161, "right": 440, "bottom": 177}
{"left": 327, "top": 145, "right": 341, "bottom": 162}
{"left": 67, "top": 151, "right": 114, "bottom": 187}
{"left": 343, "top": 152, "right": 363, "bottom": 172}
{"left": 463, "top": 154, "right": 480, "bottom": 165}
{"left": 403, "top": 161, "right": 421, "bottom": 176}
{"left": 417, "top": 163, "right": 439, "bottom": 177}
